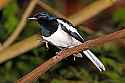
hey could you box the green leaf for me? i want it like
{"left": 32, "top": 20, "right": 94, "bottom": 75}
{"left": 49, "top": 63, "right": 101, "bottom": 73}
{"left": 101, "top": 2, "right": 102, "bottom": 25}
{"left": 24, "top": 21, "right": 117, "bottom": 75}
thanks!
{"left": 112, "top": 8, "right": 125, "bottom": 26}
{"left": 3, "top": 1, "right": 18, "bottom": 34}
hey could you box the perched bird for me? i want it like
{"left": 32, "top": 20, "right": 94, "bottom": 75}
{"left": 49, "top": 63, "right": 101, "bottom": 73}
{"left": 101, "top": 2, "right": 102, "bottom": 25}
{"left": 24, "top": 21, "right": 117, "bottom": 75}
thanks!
{"left": 28, "top": 12, "right": 105, "bottom": 71}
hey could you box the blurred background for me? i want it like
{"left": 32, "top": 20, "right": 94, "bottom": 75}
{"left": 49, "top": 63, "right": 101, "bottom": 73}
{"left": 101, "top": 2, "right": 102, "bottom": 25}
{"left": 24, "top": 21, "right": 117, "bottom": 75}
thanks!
{"left": 0, "top": 0, "right": 125, "bottom": 83}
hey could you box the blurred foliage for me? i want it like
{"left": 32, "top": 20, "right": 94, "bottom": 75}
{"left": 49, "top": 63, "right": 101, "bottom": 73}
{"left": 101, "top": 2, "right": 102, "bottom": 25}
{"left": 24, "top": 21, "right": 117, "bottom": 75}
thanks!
{"left": 3, "top": 1, "right": 18, "bottom": 33}
{"left": 0, "top": 0, "right": 125, "bottom": 83}
{"left": 3, "top": 2, "right": 18, "bottom": 39}
{"left": 0, "top": 1, "right": 19, "bottom": 41}
{"left": 112, "top": 8, "right": 125, "bottom": 27}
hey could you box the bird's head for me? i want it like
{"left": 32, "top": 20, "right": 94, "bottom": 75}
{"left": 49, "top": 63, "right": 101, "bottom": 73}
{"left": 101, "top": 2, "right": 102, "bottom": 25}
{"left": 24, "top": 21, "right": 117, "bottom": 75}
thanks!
{"left": 28, "top": 12, "right": 58, "bottom": 37}
{"left": 28, "top": 12, "right": 56, "bottom": 25}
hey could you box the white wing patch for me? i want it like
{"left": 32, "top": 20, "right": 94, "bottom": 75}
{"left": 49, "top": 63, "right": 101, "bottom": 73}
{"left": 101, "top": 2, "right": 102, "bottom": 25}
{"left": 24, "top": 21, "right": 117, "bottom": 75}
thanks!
{"left": 57, "top": 19, "right": 84, "bottom": 40}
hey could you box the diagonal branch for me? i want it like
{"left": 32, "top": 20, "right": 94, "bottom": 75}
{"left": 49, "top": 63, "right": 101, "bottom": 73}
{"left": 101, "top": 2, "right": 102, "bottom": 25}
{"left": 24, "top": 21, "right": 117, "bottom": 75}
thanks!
{"left": 0, "top": 0, "right": 117, "bottom": 64}
{"left": 37, "top": 0, "right": 66, "bottom": 19}
{"left": 2, "top": 0, "right": 38, "bottom": 50}
{"left": 17, "top": 27, "right": 125, "bottom": 83}
{"left": 37, "top": 0, "right": 117, "bottom": 33}
{"left": 0, "top": 34, "right": 41, "bottom": 63}
{"left": 68, "top": 0, "right": 117, "bottom": 25}
{"left": 0, "top": 0, "right": 117, "bottom": 51}
{"left": 37, "top": 0, "right": 117, "bottom": 25}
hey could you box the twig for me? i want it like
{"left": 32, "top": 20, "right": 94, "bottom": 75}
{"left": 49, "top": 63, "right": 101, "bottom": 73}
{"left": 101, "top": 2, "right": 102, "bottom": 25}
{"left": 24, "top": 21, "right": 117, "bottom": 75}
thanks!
{"left": 68, "top": 0, "right": 117, "bottom": 25}
{"left": 37, "top": 0, "right": 117, "bottom": 26}
{"left": 0, "top": 34, "right": 41, "bottom": 63}
{"left": 1, "top": 0, "right": 117, "bottom": 50}
{"left": 17, "top": 27, "right": 125, "bottom": 83}
{"left": 37, "top": 0, "right": 66, "bottom": 19}
{"left": 37, "top": 0, "right": 116, "bottom": 33}
{"left": 0, "top": 0, "right": 116, "bottom": 64}
{"left": 0, "top": 44, "right": 2, "bottom": 51}
{"left": 2, "top": 0, "right": 38, "bottom": 50}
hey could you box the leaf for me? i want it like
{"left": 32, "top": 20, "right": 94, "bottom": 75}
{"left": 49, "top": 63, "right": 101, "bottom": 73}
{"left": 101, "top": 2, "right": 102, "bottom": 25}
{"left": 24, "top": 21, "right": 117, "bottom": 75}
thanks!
{"left": 3, "top": 1, "right": 19, "bottom": 34}
{"left": 112, "top": 8, "right": 125, "bottom": 26}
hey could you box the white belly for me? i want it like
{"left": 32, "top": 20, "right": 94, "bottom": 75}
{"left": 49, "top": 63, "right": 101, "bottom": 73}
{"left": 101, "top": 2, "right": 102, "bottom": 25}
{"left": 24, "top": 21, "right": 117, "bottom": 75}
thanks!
{"left": 42, "top": 27, "right": 81, "bottom": 48}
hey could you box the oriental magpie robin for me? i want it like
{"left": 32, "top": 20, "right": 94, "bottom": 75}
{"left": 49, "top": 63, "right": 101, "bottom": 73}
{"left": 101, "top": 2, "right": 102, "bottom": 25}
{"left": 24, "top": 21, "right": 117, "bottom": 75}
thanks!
{"left": 28, "top": 12, "right": 105, "bottom": 71}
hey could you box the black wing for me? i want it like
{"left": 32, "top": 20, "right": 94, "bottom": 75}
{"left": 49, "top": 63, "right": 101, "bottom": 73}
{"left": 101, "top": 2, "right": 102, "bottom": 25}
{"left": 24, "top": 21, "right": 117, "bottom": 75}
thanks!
{"left": 57, "top": 18, "right": 85, "bottom": 43}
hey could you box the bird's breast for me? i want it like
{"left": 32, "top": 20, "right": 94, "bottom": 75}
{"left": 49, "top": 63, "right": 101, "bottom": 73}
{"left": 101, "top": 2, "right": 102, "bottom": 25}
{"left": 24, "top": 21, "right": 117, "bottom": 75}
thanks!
{"left": 42, "top": 27, "right": 73, "bottom": 48}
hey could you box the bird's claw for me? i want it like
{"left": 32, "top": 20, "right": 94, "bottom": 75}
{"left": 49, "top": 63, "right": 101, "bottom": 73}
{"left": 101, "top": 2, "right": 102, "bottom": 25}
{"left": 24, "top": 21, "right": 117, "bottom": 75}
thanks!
{"left": 73, "top": 54, "right": 77, "bottom": 61}
{"left": 41, "top": 40, "right": 49, "bottom": 49}
{"left": 74, "top": 57, "right": 76, "bottom": 61}
{"left": 56, "top": 52, "right": 59, "bottom": 55}
{"left": 45, "top": 42, "right": 49, "bottom": 49}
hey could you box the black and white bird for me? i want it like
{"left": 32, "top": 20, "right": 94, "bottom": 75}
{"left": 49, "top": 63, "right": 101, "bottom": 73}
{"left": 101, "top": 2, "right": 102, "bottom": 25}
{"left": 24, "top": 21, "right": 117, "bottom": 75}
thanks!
{"left": 28, "top": 12, "right": 105, "bottom": 71}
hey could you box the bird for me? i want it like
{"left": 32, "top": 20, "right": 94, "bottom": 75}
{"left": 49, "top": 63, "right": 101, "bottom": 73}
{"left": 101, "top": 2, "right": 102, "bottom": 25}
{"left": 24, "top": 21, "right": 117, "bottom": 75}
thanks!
{"left": 28, "top": 12, "right": 105, "bottom": 71}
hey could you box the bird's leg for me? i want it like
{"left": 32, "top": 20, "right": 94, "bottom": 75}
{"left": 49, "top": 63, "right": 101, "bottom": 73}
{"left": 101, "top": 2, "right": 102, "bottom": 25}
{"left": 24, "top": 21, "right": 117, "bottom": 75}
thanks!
{"left": 74, "top": 57, "right": 76, "bottom": 61}
{"left": 40, "top": 40, "right": 49, "bottom": 49}
{"left": 73, "top": 53, "right": 83, "bottom": 61}
{"left": 37, "top": 35, "right": 49, "bottom": 49}
{"left": 56, "top": 52, "right": 59, "bottom": 55}
{"left": 45, "top": 41, "right": 49, "bottom": 49}
{"left": 44, "top": 41, "right": 49, "bottom": 49}
{"left": 73, "top": 54, "right": 77, "bottom": 61}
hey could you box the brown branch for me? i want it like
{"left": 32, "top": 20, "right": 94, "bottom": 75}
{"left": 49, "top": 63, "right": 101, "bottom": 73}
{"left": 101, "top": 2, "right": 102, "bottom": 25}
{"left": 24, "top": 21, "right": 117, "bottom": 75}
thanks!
{"left": 0, "top": 43, "right": 3, "bottom": 51}
{"left": 37, "top": 0, "right": 117, "bottom": 33}
{"left": 0, "top": 0, "right": 119, "bottom": 82}
{"left": 37, "top": 0, "right": 117, "bottom": 25}
{"left": 2, "top": 0, "right": 38, "bottom": 50}
{"left": 37, "top": 0, "right": 66, "bottom": 19}
{"left": 1, "top": 0, "right": 117, "bottom": 51}
{"left": 0, "top": 0, "right": 116, "bottom": 64}
{"left": 17, "top": 28, "right": 125, "bottom": 83}
{"left": 0, "top": 34, "right": 41, "bottom": 63}
{"left": 68, "top": 0, "right": 117, "bottom": 26}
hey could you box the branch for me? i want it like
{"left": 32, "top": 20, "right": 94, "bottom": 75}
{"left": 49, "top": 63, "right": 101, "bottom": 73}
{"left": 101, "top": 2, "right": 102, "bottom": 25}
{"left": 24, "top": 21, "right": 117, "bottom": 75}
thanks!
{"left": 37, "top": 0, "right": 117, "bottom": 32}
{"left": 2, "top": 0, "right": 38, "bottom": 50}
{"left": 0, "top": 0, "right": 116, "bottom": 64}
{"left": 0, "top": 43, "right": 3, "bottom": 51}
{"left": 68, "top": 0, "right": 117, "bottom": 25}
{"left": 38, "top": 0, "right": 117, "bottom": 25}
{"left": 0, "top": 34, "right": 41, "bottom": 63}
{"left": 17, "top": 28, "right": 125, "bottom": 83}
{"left": 37, "top": 0, "right": 66, "bottom": 19}
{"left": 1, "top": 0, "right": 117, "bottom": 51}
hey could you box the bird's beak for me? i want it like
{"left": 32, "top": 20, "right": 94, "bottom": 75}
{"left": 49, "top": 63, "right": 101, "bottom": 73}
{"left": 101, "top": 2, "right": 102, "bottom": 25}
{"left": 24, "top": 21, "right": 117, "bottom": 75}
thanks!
{"left": 28, "top": 17, "right": 37, "bottom": 20}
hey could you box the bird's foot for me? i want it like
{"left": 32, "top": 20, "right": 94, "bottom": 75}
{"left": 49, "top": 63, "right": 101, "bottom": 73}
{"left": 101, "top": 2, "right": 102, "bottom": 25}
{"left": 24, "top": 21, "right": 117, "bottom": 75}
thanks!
{"left": 73, "top": 53, "right": 83, "bottom": 61}
{"left": 41, "top": 40, "right": 49, "bottom": 49}
{"left": 73, "top": 54, "right": 77, "bottom": 61}
{"left": 56, "top": 52, "right": 59, "bottom": 54}
{"left": 45, "top": 42, "right": 49, "bottom": 49}
{"left": 73, "top": 57, "right": 76, "bottom": 61}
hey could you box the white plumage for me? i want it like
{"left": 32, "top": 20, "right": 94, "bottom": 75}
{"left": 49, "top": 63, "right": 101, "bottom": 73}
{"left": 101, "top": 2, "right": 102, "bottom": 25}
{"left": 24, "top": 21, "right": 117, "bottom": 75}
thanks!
{"left": 42, "top": 19, "right": 105, "bottom": 71}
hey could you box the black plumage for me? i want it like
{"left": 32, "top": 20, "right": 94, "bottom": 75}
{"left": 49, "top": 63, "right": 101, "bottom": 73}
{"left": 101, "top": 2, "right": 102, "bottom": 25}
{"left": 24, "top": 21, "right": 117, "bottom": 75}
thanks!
{"left": 28, "top": 12, "right": 105, "bottom": 71}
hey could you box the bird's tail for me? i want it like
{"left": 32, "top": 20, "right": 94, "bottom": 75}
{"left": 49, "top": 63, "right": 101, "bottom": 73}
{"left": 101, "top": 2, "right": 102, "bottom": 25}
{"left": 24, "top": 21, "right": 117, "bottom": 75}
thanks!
{"left": 83, "top": 50, "right": 105, "bottom": 71}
